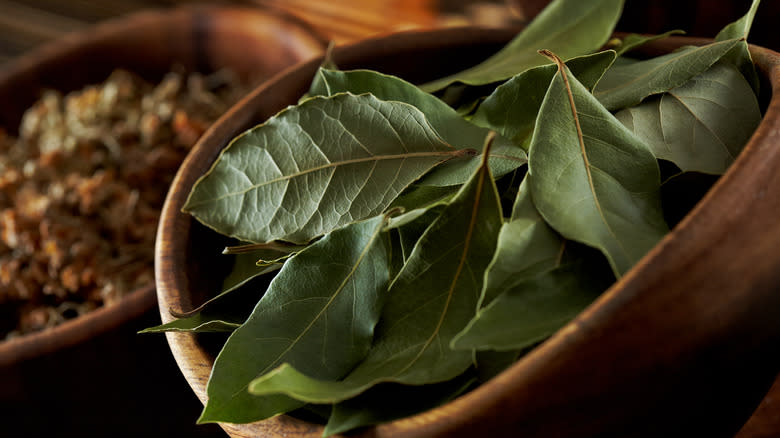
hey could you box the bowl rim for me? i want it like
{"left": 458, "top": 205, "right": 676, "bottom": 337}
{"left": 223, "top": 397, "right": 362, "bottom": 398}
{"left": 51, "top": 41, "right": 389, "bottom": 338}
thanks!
{"left": 155, "top": 27, "right": 780, "bottom": 437}
{"left": 0, "top": 4, "right": 325, "bottom": 368}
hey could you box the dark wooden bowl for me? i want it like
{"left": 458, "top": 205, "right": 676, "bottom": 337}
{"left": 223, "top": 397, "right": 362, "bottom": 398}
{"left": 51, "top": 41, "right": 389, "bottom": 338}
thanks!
{"left": 156, "top": 28, "right": 780, "bottom": 437}
{"left": 0, "top": 5, "right": 325, "bottom": 367}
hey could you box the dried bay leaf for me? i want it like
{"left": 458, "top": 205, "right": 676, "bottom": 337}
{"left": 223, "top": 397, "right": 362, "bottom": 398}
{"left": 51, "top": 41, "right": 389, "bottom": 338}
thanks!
{"left": 421, "top": 0, "right": 624, "bottom": 92}
{"left": 615, "top": 61, "right": 761, "bottom": 174}
{"left": 141, "top": 253, "right": 281, "bottom": 333}
{"left": 608, "top": 30, "right": 685, "bottom": 57}
{"left": 198, "top": 216, "right": 390, "bottom": 424}
{"left": 479, "top": 177, "right": 564, "bottom": 308}
{"left": 323, "top": 373, "right": 477, "bottom": 437}
{"left": 386, "top": 204, "right": 446, "bottom": 263}
{"left": 528, "top": 52, "right": 668, "bottom": 277}
{"left": 388, "top": 183, "right": 458, "bottom": 213}
{"left": 386, "top": 229, "right": 405, "bottom": 280}
{"left": 247, "top": 137, "right": 503, "bottom": 403}
{"left": 451, "top": 260, "right": 611, "bottom": 351}
{"left": 471, "top": 50, "right": 617, "bottom": 150}
{"left": 219, "top": 252, "right": 282, "bottom": 294}
{"left": 716, "top": 0, "right": 760, "bottom": 92}
{"left": 184, "top": 93, "right": 470, "bottom": 244}
{"left": 309, "top": 68, "right": 527, "bottom": 185}
{"left": 594, "top": 38, "right": 742, "bottom": 110}
{"left": 139, "top": 310, "right": 242, "bottom": 333}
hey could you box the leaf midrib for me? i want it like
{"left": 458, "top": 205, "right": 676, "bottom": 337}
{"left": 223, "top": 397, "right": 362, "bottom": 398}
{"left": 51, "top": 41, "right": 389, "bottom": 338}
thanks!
{"left": 557, "top": 59, "right": 629, "bottom": 276}
{"left": 666, "top": 92, "right": 736, "bottom": 160}
{"left": 260, "top": 220, "right": 384, "bottom": 376}
{"left": 186, "top": 150, "right": 462, "bottom": 208}
{"left": 393, "top": 160, "right": 487, "bottom": 378}
{"left": 218, "top": 220, "right": 385, "bottom": 410}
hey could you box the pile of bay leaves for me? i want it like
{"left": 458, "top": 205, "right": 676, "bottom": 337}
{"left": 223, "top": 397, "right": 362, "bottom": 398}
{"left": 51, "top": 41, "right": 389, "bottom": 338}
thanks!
{"left": 145, "top": 0, "right": 764, "bottom": 434}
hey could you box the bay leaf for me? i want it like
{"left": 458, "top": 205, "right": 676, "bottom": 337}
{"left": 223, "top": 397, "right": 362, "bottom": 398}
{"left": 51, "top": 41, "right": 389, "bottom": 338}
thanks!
{"left": 198, "top": 216, "right": 390, "bottom": 424}
{"left": 139, "top": 312, "right": 242, "bottom": 333}
{"left": 323, "top": 372, "right": 477, "bottom": 437}
{"left": 309, "top": 68, "right": 527, "bottom": 185}
{"left": 594, "top": 38, "right": 742, "bottom": 110}
{"left": 392, "top": 205, "right": 446, "bottom": 263}
{"left": 219, "top": 252, "right": 281, "bottom": 295}
{"left": 388, "top": 183, "right": 458, "bottom": 212}
{"left": 608, "top": 30, "right": 685, "bottom": 57}
{"left": 451, "top": 261, "right": 611, "bottom": 351}
{"left": 385, "top": 192, "right": 451, "bottom": 263}
{"left": 184, "top": 93, "right": 469, "bottom": 244}
{"left": 141, "top": 252, "right": 281, "bottom": 333}
{"left": 528, "top": 52, "right": 668, "bottom": 277}
{"left": 471, "top": 50, "right": 617, "bottom": 150}
{"left": 479, "top": 177, "right": 564, "bottom": 308}
{"left": 386, "top": 229, "right": 405, "bottom": 280}
{"left": 247, "top": 137, "right": 503, "bottom": 403}
{"left": 716, "top": 0, "right": 760, "bottom": 92}
{"left": 615, "top": 61, "right": 761, "bottom": 174}
{"left": 421, "top": 0, "right": 624, "bottom": 92}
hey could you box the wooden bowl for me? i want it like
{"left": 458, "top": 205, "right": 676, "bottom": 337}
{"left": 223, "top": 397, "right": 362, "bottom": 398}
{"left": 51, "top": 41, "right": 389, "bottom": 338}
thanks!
{"left": 0, "top": 5, "right": 325, "bottom": 367}
{"left": 156, "top": 28, "right": 780, "bottom": 437}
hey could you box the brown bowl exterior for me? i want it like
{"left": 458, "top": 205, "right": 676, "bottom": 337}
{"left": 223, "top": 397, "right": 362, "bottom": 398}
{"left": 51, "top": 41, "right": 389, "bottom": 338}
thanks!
{"left": 156, "top": 28, "right": 780, "bottom": 437}
{"left": 0, "top": 5, "right": 325, "bottom": 367}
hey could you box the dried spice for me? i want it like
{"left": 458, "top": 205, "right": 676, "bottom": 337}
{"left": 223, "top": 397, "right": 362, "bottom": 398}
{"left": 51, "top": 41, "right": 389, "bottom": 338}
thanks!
{"left": 0, "top": 68, "right": 246, "bottom": 339}
{"left": 147, "top": 0, "right": 764, "bottom": 434}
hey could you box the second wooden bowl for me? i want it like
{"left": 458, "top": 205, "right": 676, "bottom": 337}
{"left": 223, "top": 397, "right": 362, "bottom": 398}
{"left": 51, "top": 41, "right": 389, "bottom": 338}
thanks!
{"left": 0, "top": 5, "right": 325, "bottom": 368}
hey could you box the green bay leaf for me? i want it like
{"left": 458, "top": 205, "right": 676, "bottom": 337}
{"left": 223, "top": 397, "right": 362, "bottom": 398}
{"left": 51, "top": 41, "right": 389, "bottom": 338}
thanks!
{"left": 323, "top": 373, "right": 476, "bottom": 437}
{"left": 479, "top": 177, "right": 564, "bottom": 308}
{"left": 198, "top": 216, "right": 390, "bottom": 424}
{"left": 387, "top": 204, "right": 446, "bottom": 263}
{"left": 528, "top": 53, "right": 668, "bottom": 277}
{"left": 140, "top": 314, "right": 241, "bottom": 333}
{"left": 608, "top": 30, "right": 685, "bottom": 57}
{"left": 594, "top": 38, "right": 742, "bottom": 110}
{"left": 219, "top": 252, "right": 281, "bottom": 294}
{"left": 451, "top": 261, "right": 611, "bottom": 351}
{"left": 471, "top": 50, "right": 617, "bottom": 150}
{"left": 184, "top": 93, "right": 468, "bottom": 244}
{"left": 309, "top": 68, "right": 527, "bottom": 186}
{"left": 141, "top": 254, "right": 280, "bottom": 333}
{"left": 388, "top": 183, "right": 458, "bottom": 213}
{"left": 421, "top": 0, "right": 625, "bottom": 91}
{"left": 247, "top": 137, "right": 503, "bottom": 403}
{"left": 716, "top": 0, "right": 760, "bottom": 92}
{"left": 615, "top": 61, "right": 761, "bottom": 174}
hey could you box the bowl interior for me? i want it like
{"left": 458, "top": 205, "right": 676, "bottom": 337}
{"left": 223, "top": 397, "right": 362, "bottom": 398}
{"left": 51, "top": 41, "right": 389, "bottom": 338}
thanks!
{"left": 158, "top": 28, "right": 780, "bottom": 438}
{"left": 0, "top": 5, "right": 324, "bottom": 367}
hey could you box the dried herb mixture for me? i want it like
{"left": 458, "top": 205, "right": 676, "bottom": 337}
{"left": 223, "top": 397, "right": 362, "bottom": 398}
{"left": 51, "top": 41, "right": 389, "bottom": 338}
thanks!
{"left": 0, "top": 68, "right": 245, "bottom": 339}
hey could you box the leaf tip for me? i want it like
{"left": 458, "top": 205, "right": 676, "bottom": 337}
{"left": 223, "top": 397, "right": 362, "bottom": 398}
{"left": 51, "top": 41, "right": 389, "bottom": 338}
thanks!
{"left": 538, "top": 49, "right": 565, "bottom": 71}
